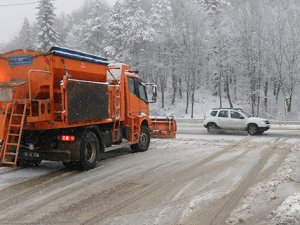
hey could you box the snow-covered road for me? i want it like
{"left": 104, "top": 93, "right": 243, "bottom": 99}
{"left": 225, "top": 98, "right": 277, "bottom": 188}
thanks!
{"left": 0, "top": 125, "right": 300, "bottom": 225}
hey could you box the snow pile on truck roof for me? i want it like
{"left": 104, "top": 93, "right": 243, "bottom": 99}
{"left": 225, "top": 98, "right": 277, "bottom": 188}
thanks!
{"left": 49, "top": 46, "right": 109, "bottom": 66}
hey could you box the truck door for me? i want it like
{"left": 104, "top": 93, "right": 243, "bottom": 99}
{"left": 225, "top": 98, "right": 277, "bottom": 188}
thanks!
{"left": 126, "top": 76, "right": 149, "bottom": 118}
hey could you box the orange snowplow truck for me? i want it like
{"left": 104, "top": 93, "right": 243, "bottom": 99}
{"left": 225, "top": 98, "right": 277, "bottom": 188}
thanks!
{"left": 0, "top": 47, "right": 176, "bottom": 170}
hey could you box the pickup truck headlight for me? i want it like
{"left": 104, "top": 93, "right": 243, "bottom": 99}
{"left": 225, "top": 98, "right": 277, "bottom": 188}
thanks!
{"left": 263, "top": 120, "right": 270, "bottom": 124}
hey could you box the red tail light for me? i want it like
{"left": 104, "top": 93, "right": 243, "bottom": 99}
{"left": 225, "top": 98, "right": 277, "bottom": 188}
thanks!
{"left": 60, "top": 135, "right": 75, "bottom": 142}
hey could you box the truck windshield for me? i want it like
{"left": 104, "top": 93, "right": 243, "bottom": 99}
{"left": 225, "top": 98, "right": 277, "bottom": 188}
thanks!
{"left": 138, "top": 82, "right": 148, "bottom": 102}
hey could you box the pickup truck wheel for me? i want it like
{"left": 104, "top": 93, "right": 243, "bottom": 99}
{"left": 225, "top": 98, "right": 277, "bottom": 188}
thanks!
{"left": 131, "top": 125, "right": 150, "bottom": 152}
{"left": 248, "top": 124, "right": 258, "bottom": 135}
{"left": 79, "top": 131, "right": 99, "bottom": 170}
{"left": 207, "top": 123, "right": 218, "bottom": 134}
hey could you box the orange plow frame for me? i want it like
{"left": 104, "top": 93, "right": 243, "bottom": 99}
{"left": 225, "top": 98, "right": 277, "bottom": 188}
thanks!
{"left": 150, "top": 116, "right": 177, "bottom": 138}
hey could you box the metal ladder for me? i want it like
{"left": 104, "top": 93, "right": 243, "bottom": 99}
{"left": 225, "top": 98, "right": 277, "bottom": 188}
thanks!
{"left": 129, "top": 117, "right": 138, "bottom": 143}
{"left": 112, "top": 87, "right": 121, "bottom": 143}
{"left": 1, "top": 102, "right": 28, "bottom": 166}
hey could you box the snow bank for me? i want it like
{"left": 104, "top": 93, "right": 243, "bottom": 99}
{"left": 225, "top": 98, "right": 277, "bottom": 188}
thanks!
{"left": 226, "top": 153, "right": 297, "bottom": 225}
{"left": 269, "top": 193, "right": 300, "bottom": 225}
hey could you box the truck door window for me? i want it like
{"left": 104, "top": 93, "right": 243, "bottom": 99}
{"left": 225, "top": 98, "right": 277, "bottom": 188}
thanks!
{"left": 128, "top": 77, "right": 137, "bottom": 95}
{"left": 128, "top": 77, "right": 148, "bottom": 102}
{"left": 138, "top": 82, "right": 148, "bottom": 102}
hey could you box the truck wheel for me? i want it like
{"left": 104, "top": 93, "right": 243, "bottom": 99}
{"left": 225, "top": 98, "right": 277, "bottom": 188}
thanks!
{"left": 79, "top": 131, "right": 99, "bottom": 170}
{"left": 131, "top": 125, "right": 150, "bottom": 152}
{"left": 207, "top": 123, "right": 218, "bottom": 134}
{"left": 248, "top": 124, "right": 258, "bottom": 135}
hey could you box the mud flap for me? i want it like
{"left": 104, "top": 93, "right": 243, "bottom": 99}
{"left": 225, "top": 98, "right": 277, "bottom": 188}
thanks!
{"left": 150, "top": 116, "right": 177, "bottom": 138}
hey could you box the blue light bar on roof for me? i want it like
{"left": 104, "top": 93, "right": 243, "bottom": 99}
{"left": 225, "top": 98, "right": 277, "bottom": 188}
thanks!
{"left": 49, "top": 46, "right": 109, "bottom": 66}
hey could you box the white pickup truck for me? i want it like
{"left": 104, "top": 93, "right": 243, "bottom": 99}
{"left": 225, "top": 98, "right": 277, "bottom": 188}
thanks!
{"left": 203, "top": 108, "right": 271, "bottom": 135}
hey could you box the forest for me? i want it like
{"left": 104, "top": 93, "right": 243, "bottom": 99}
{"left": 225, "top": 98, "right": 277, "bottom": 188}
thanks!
{"left": 1, "top": 0, "right": 300, "bottom": 119}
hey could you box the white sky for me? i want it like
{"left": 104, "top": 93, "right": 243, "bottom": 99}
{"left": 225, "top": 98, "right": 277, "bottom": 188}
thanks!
{"left": 0, "top": 0, "right": 116, "bottom": 44}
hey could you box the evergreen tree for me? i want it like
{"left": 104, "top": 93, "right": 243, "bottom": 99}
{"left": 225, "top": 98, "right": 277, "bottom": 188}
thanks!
{"left": 122, "top": 0, "right": 151, "bottom": 65}
{"left": 123, "top": 0, "right": 151, "bottom": 45}
{"left": 105, "top": 0, "right": 124, "bottom": 60}
{"left": 56, "top": 13, "right": 72, "bottom": 46}
{"left": 80, "top": 0, "right": 109, "bottom": 54}
{"left": 149, "top": 0, "right": 173, "bottom": 40}
{"left": 196, "top": 0, "right": 229, "bottom": 14}
{"left": 65, "top": 22, "right": 85, "bottom": 51}
{"left": 19, "top": 18, "right": 34, "bottom": 49}
{"left": 36, "top": 0, "right": 59, "bottom": 51}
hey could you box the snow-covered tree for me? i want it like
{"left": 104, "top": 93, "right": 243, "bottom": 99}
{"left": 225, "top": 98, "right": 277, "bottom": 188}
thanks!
{"left": 55, "top": 13, "right": 73, "bottom": 47}
{"left": 105, "top": 0, "right": 124, "bottom": 60}
{"left": 19, "top": 18, "right": 34, "bottom": 49}
{"left": 149, "top": 0, "right": 173, "bottom": 40}
{"left": 196, "top": 0, "right": 229, "bottom": 14}
{"left": 148, "top": 0, "right": 174, "bottom": 108}
{"left": 121, "top": 0, "right": 152, "bottom": 65}
{"left": 36, "top": 0, "right": 59, "bottom": 51}
{"left": 80, "top": 0, "right": 110, "bottom": 54}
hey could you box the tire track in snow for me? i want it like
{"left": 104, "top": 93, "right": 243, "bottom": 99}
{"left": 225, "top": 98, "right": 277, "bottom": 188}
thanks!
{"left": 0, "top": 136, "right": 254, "bottom": 225}
{"left": 72, "top": 136, "right": 256, "bottom": 224}
{"left": 0, "top": 142, "right": 194, "bottom": 224}
{"left": 0, "top": 170, "right": 78, "bottom": 212}
{"left": 187, "top": 137, "right": 284, "bottom": 225}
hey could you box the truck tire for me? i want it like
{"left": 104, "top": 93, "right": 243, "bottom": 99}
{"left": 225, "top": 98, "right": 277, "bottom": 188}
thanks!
{"left": 248, "top": 124, "right": 258, "bottom": 135}
{"left": 79, "top": 131, "right": 99, "bottom": 170}
{"left": 131, "top": 125, "right": 150, "bottom": 152}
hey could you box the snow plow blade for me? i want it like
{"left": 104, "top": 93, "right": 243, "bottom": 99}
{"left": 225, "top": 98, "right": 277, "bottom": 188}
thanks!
{"left": 150, "top": 116, "right": 177, "bottom": 138}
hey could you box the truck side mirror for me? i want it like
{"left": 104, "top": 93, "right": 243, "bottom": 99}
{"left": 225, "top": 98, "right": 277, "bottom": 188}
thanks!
{"left": 145, "top": 83, "right": 158, "bottom": 103}
{"left": 152, "top": 95, "right": 157, "bottom": 103}
{"left": 152, "top": 85, "right": 158, "bottom": 97}
{"left": 151, "top": 85, "right": 158, "bottom": 103}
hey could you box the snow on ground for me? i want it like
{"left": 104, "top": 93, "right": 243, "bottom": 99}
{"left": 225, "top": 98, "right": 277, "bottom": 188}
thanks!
{"left": 0, "top": 162, "right": 63, "bottom": 191}
{"left": 268, "top": 193, "right": 300, "bottom": 225}
{"left": 1, "top": 125, "right": 300, "bottom": 225}
{"left": 226, "top": 139, "right": 300, "bottom": 225}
